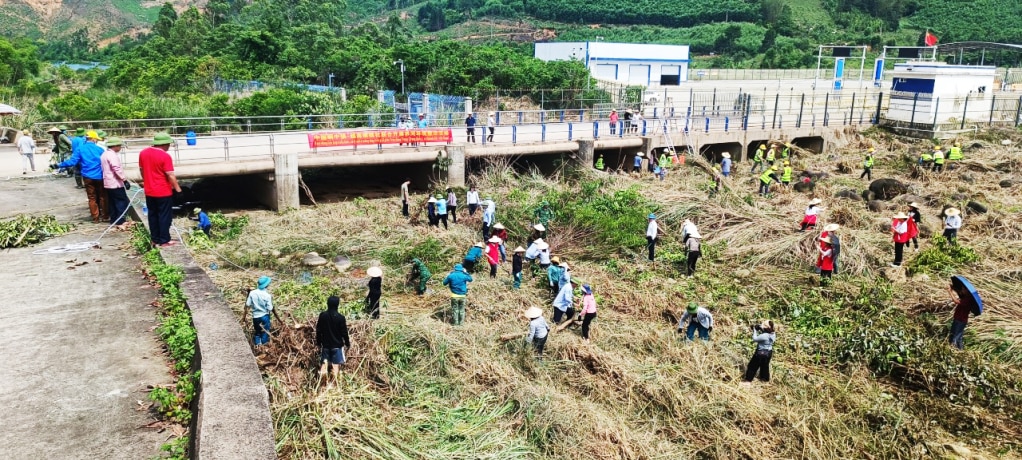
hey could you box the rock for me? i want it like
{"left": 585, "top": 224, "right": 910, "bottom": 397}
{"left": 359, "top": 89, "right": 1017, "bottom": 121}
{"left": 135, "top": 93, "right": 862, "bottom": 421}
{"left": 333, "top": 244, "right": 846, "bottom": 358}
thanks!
{"left": 916, "top": 273, "right": 931, "bottom": 282}
{"left": 966, "top": 200, "right": 987, "bottom": 214}
{"left": 836, "top": 161, "right": 853, "bottom": 174}
{"left": 302, "top": 252, "right": 328, "bottom": 267}
{"left": 918, "top": 222, "right": 934, "bottom": 238}
{"left": 736, "top": 294, "right": 749, "bottom": 306}
{"left": 805, "top": 170, "right": 829, "bottom": 181}
{"left": 861, "top": 190, "right": 876, "bottom": 202}
{"left": 793, "top": 181, "right": 815, "bottom": 192}
{"left": 867, "top": 200, "right": 886, "bottom": 212}
{"left": 895, "top": 194, "right": 924, "bottom": 205}
{"left": 951, "top": 193, "right": 968, "bottom": 202}
{"left": 331, "top": 255, "right": 352, "bottom": 271}
{"left": 868, "top": 179, "right": 908, "bottom": 201}
{"left": 270, "top": 249, "right": 281, "bottom": 258}
{"left": 960, "top": 173, "right": 975, "bottom": 184}
{"left": 836, "top": 189, "right": 862, "bottom": 201}
{"left": 882, "top": 267, "right": 907, "bottom": 284}
{"left": 276, "top": 257, "right": 289, "bottom": 265}
{"left": 999, "top": 179, "right": 1016, "bottom": 188}
{"left": 734, "top": 269, "right": 751, "bottom": 279}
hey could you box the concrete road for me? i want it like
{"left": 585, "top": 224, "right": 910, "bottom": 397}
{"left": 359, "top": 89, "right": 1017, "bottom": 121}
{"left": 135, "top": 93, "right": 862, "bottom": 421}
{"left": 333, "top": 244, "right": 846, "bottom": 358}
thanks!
{"left": 0, "top": 175, "right": 172, "bottom": 459}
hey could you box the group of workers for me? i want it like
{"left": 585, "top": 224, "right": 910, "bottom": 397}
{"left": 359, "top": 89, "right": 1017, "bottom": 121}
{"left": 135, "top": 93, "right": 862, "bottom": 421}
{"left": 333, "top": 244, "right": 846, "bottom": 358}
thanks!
{"left": 917, "top": 141, "right": 966, "bottom": 172}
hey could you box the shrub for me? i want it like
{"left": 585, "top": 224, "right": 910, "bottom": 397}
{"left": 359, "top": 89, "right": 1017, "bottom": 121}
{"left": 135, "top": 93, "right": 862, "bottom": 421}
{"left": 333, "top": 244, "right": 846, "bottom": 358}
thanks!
{"left": 907, "top": 236, "right": 979, "bottom": 276}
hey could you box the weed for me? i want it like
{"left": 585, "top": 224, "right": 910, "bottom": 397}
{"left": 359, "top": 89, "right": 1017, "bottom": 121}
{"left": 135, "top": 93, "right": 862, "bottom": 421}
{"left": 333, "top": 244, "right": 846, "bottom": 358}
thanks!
{"left": 907, "top": 236, "right": 979, "bottom": 276}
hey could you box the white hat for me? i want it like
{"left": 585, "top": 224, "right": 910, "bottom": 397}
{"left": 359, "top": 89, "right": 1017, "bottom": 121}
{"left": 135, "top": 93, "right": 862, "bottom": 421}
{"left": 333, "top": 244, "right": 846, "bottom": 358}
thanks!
{"left": 533, "top": 223, "right": 545, "bottom": 232}
{"left": 474, "top": 242, "right": 485, "bottom": 248}
{"left": 944, "top": 208, "right": 961, "bottom": 216}
{"left": 908, "top": 202, "right": 920, "bottom": 208}
{"left": 532, "top": 238, "right": 544, "bottom": 245}
{"left": 537, "top": 242, "right": 549, "bottom": 250}
{"left": 514, "top": 246, "right": 526, "bottom": 253}
{"left": 493, "top": 223, "right": 505, "bottom": 230}
{"left": 636, "top": 152, "right": 644, "bottom": 158}
{"left": 808, "top": 198, "right": 822, "bottom": 205}
{"left": 819, "top": 236, "right": 832, "bottom": 244}
{"left": 525, "top": 307, "right": 543, "bottom": 319}
{"left": 367, "top": 266, "right": 383, "bottom": 278}
{"left": 488, "top": 236, "right": 502, "bottom": 243}
{"left": 893, "top": 212, "right": 908, "bottom": 219}
{"left": 488, "top": 111, "right": 495, "bottom": 116}
{"left": 560, "top": 262, "right": 570, "bottom": 270}
{"left": 823, "top": 223, "right": 840, "bottom": 232}
{"left": 721, "top": 152, "right": 731, "bottom": 159}
{"left": 689, "top": 230, "right": 701, "bottom": 239}
{"left": 427, "top": 197, "right": 437, "bottom": 203}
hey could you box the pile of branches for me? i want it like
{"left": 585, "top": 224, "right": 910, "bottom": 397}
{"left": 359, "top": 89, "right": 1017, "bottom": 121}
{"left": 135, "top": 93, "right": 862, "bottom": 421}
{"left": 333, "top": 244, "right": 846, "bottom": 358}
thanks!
{"left": 0, "top": 214, "right": 73, "bottom": 249}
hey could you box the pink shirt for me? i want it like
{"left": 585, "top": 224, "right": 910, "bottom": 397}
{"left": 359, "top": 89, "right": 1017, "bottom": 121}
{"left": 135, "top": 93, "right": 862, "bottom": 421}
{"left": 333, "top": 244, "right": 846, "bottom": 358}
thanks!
{"left": 100, "top": 149, "right": 127, "bottom": 189}
{"left": 581, "top": 294, "right": 597, "bottom": 314}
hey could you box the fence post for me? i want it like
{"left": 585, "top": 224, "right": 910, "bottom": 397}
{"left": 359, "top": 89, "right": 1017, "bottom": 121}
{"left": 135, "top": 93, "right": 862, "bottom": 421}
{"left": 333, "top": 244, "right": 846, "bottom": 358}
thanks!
{"left": 560, "top": 110, "right": 565, "bottom": 122}
{"left": 797, "top": 94, "right": 805, "bottom": 128}
{"left": 771, "top": 93, "right": 779, "bottom": 129}
{"left": 960, "top": 94, "right": 970, "bottom": 130}
{"left": 512, "top": 125, "right": 517, "bottom": 145}
{"left": 873, "top": 92, "right": 883, "bottom": 125}
{"left": 540, "top": 111, "right": 545, "bottom": 124}
{"left": 1015, "top": 96, "right": 1022, "bottom": 126}
{"left": 307, "top": 117, "right": 313, "bottom": 130}
{"left": 593, "top": 121, "right": 599, "bottom": 139}
{"left": 568, "top": 123, "right": 573, "bottom": 141}
{"left": 247, "top": 120, "right": 252, "bottom": 133}
{"left": 496, "top": 112, "right": 501, "bottom": 125}
{"left": 823, "top": 93, "right": 830, "bottom": 127}
{"left": 580, "top": 109, "right": 585, "bottom": 122}
{"left": 641, "top": 120, "right": 646, "bottom": 136}
{"left": 618, "top": 121, "right": 624, "bottom": 138}
{"left": 685, "top": 106, "right": 692, "bottom": 132}
{"left": 849, "top": 93, "right": 856, "bottom": 125}
{"left": 518, "top": 111, "right": 523, "bottom": 124}
{"left": 724, "top": 117, "right": 729, "bottom": 132}
{"left": 448, "top": 113, "right": 453, "bottom": 126}
{"left": 705, "top": 118, "right": 710, "bottom": 133}
{"left": 932, "top": 98, "right": 941, "bottom": 132}
{"left": 989, "top": 95, "right": 997, "bottom": 126}
{"left": 778, "top": 115, "right": 782, "bottom": 128}
{"left": 742, "top": 95, "right": 751, "bottom": 131}
{"left": 909, "top": 92, "right": 919, "bottom": 126}
{"left": 542, "top": 123, "right": 547, "bottom": 142}
{"left": 653, "top": 108, "right": 658, "bottom": 119}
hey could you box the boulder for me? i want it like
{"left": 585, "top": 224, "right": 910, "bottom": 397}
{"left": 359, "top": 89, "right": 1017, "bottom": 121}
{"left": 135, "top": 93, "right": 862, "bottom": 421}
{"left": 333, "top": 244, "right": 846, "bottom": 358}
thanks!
{"left": 734, "top": 268, "right": 751, "bottom": 279}
{"left": 302, "top": 252, "right": 328, "bottom": 267}
{"left": 836, "top": 189, "right": 862, "bottom": 201}
{"left": 999, "top": 179, "right": 1016, "bottom": 188}
{"left": 895, "top": 194, "right": 924, "bottom": 205}
{"left": 836, "top": 161, "right": 853, "bottom": 174}
{"left": 861, "top": 190, "right": 876, "bottom": 202}
{"left": 915, "top": 273, "right": 931, "bottom": 283}
{"left": 881, "top": 266, "right": 907, "bottom": 284}
{"left": 966, "top": 200, "right": 988, "bottom": 214}
{"left": 960, "top": 173, "right": 975, "bottom": 184}
{"left": 867, "top": 200, "right": 886, "bottom": 212}
{"left": 868, "top": 179, "right": 907, "bottom": 201}
{"left": 332, "top": 255, "right": 352, "bottom": 271}
{"left": 918, "top": 222, "right": 934, "bottom": 238}
{"left": 951, "top": 193, "right": 968, "bottom": 202}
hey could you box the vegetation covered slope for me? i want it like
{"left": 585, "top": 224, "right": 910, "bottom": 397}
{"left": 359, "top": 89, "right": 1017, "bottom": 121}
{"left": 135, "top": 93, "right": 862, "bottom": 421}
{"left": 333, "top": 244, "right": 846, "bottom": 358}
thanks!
{"left": 183, "top": 129, "right": 1022, "bottom": 458}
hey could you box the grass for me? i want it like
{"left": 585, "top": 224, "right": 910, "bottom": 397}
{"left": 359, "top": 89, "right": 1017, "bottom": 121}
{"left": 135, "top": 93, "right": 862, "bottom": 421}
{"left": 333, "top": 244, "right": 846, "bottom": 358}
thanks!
{"left": 182, "top": 129, "right": 1022, "bottom": 458}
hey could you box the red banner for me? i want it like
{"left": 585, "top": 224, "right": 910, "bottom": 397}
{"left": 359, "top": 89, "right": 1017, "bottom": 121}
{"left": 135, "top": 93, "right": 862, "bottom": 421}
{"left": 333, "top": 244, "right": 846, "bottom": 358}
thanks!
{"left": 308, "top": 128, "right": 453, "bottom": 148}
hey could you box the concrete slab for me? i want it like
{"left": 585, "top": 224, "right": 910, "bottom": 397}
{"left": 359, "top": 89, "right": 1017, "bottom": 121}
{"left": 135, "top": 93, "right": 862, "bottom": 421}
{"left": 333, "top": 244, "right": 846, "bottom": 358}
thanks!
{"left": 0, "top": 176, "right": 172, "bottom": 459}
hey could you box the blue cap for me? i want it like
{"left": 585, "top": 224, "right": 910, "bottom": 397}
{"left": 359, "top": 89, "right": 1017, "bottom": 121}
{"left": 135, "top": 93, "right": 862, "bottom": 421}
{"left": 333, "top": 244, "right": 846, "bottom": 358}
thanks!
{"left": 257, "top": 276, "right": 271, "bottom": 289}
{"left": 648, "top": 213, "right": 656, "bottom": 219}
{"left": 582, "top": 284, "right": 592, "bottom": 295}
{"left": 454, "top": 263, "right": 464, "bottom": 272}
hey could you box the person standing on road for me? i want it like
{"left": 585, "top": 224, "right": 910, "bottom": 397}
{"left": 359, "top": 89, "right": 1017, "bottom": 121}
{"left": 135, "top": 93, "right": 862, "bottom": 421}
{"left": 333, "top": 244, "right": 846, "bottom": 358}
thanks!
{"left": 580, "top": 284, "right": 597, "bottom": 342}
{"left": 316, "top": 295, "right": 351, "bottom": 385}
{"left": 100, "top": 137, "right": 130, "bottom": 228}
{"left": 17, "top": 129, "right": 36, "bottom": 174}
{"left": 891, "top": 212, "right": 910, "bottom": 267}
{"left": 609, "top": 109, "right": 619, "bottom": 135}
{"left": 446, "top": 187, "right": 458, "bottom": 223}
{"left": 56, "top": 130, "right": 109, "bottom": 224}
{"left": 245, "top": 276, "right": 282, "bottom": 346}
{"left": 524, "top": 307, "right": 550, "bottom": 358}
{"left": 943, "top": 208, "right": 962, "bottom": 243}
{"left": 466, "top": 185, "right": 480, "bottom": 217}
{"left": 138, "top": 133, "right": 182, "bottom": 247}
{"left": 48, "top": 126, "right": 72, "bottom": 171}
{"left": 646, "top": 213, "right": 659, "bottom": 262}
{"left": 678, "top": 302, "right": 713, "bottom": 342}
{"left": 443, "top": 263, "right": 474, "bottom": 326}
{"left": 743, "top": 320, "right": 776, "bottom": 383}
{"left": 365, "top": 266, "right": 383, "bottom": 319}
{"left": 720, "top": 152, "right": 732, "bottom": 177}
{"left": 486, "top": 112, "right": 495, "bottom": 143}
{"left": 400, "top": 178, "right": 411, "bottom": 217}
{"left": 70, "top": 127, "right": 86, "bottom": 188}
{"left": 860, "top": 147, "right": 875, "bottom": 180}
{"left": 465, "top": 112, "right": 476, "bottom": 143}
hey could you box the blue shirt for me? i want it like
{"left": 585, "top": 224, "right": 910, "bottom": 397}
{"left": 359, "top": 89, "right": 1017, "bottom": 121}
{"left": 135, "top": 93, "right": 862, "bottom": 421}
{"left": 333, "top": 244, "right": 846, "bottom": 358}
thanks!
{"left": 436, "top": 198, "right": 447, "bottom": 214}
{"left": 633, "top": 156, "right": 642, "bottom": 167}
{"left": 58, "top": 141, "right": 105, "bottom": 180}
{"left": 442, "top": 269, "right": 473, "bottom": 295}
{"left": 547, "top": 265, "right": 563, "bottom": 285}
{"left": 418, "top": 118, "right": 428, "bottom": 128}
{"left": 483, "top": 204, "right": 495, "bottom": 225}
{"left": 553, "top": 283, "right": 573, "bottom": 311}
{"left": 465, "top": 246, "right": 483, "bottom": 262}
{"left": 197, "top": 212, "right": 211, "bottom": 229}
{"left": 721, "top": 158, "right": 732, "bottom": 174}
{"left": 466, "top": 115, "right": 476, "bottom": 127}
{"left": 246, "top": 288, "right": 273, "bottom": 318}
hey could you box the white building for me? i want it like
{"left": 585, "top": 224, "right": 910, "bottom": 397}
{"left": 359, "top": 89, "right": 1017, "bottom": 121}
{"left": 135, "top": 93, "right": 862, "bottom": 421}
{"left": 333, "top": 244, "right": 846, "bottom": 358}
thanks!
{"left": 534, "top": 42, "right": 690, "bottom": 87}
{"left": 886, "top": 62, "right": 996, "bottom": 125}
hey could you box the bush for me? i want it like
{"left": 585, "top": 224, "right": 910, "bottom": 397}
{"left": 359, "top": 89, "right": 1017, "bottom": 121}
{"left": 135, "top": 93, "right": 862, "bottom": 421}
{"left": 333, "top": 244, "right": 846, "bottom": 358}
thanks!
{"left": 907, "top": 236, "right": 979, "bottom": 276}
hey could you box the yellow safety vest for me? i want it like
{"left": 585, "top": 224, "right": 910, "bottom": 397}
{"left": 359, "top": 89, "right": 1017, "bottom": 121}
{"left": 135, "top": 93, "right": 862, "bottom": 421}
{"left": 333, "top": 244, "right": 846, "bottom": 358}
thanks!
{"left": 948, "top": 146, "right": 963, "bottom": 161}
{"left": 766, "top": 149, "right": 775, "bottom": 162}
{"left": 595, "top": 157, "right": 604, "bottom": 169}
{"left": 933, "top": 151, "right": 945, "bottom": 164}
{"left": 760, "top": 169, "right": 776, "bottom": 184}
{"left": 864, "top": 155, "right": 874, "bottom": 168}
{"left": 781, "top": 166, "right": 793, "bottom": 182}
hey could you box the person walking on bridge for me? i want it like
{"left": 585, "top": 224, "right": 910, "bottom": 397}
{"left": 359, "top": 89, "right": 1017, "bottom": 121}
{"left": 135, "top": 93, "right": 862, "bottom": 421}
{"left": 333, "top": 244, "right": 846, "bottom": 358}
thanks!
{"left": 609, "top": 109, "right": 619, "bottom": 135}
{"left": 138, "top": 133, "right": 182, "bottom": 247}
{"left": 17, "top": 129, "right": 36, "bottom": 174}
{"left": 486, "top": 112, "right": 495, "bottom": 143}
{"left": 465, "top": 112, "right": 476, "bottom": 143}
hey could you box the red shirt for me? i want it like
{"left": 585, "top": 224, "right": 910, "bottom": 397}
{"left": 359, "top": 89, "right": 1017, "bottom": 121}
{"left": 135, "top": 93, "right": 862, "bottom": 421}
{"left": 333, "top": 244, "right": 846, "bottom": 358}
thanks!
{"left": 138, "top": 146, "right": 175, "bottom": 198}
{"left": 953, "top": 295, "right": 974, "bottom": 323}
{"left": 486, "top": 243, "right": 500, "bottom": 265}
{"left": 818, "top": 247, "right": 834, "bottom": 271}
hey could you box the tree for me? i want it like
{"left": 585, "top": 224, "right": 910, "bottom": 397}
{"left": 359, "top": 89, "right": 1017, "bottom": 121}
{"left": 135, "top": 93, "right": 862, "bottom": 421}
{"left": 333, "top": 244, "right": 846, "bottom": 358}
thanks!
{"left": 154, "top": 3, "right": 179, "bottom": 38}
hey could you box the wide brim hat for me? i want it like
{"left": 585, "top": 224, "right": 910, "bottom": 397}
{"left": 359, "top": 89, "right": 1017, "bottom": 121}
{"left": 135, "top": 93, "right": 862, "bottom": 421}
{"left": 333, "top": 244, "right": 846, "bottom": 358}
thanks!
{"left": 635, "top": 152, "right": 644, "bottom": 158}
{"left": 808, "top": 198, "right": 822, "bottom": 205}
{"left": 560, "top": 262, "right": 569, "bottom": 270}
{"left": 944, "top": 208, "right": 961, "bottom": 216}
{"left": 427, "top": 197, "right": 437, "bottom": 203}
{"left": 367, "top": 266, "right": 383, "bottom": 278}
{"left": 488, "top": 236, "right": 502, "bottom": 243}
{"left": 474, "top": 242, "right": 485, "bottom": 248}
{"left": 74, "top": 128, "right": 86, "bottom": 136}
{"left": 152, "top": 132, "right": 173, "bottom": 145}
{"left": 532, "top": 238, "right": 544, "bottom": 245}
{"left": 525, "top": 307, "right": 543, "bottom": 319}
{"left": 257, "top": 276, "right": 272, "bottom": 289}
{"left": 721, "top": 152, "right": 731, "bottom": 159}
{"left": 47, "top": 127, "right": 62, "bottom": 133}
{"left": 106, "top": 137, "right": 124, "bottom": 147}
{"left": 533, "top": 223, "right": 545, "bottom": 232}
{"left": 823, "top": 223, "right": 840, "bottom": 232}
{"left": 537, "top": 242, "right": 549, "bottom": 250}
{"left": 513, "top": 246, "right": 526, "bottom": 253}
{"left": 893, "top": 212, "right": 909, "bottom": 219}
{"left": 819, "top": 236, "right": 832, "bottom": 244}
{"left": 686, "top": 302, "right": 698, "bottom": 313}
{"left": 689, "top": 230, "right": 702, "bottom": 239}
{"left": 493, "top": 223, "right": 505, "bottom": 230}
{"left": 610, "top": 109, "right": 617, "bottom": 112}
{"left": 192, "top": 207, "right": 202, "bottom": 214}
{"left": 551, "top": 256, "right": 561, "bottom": 264}
{"left": 908, "top": 202, "right": 920, "bottom": 208}
{"left": 22, "top": 129, "right": 31, "bottom": 135}
{"left": 758, "top": 144, "right": 767, "bottom": 150}
{"left": 648, "top": 213, "right": 656, "bottom": 219}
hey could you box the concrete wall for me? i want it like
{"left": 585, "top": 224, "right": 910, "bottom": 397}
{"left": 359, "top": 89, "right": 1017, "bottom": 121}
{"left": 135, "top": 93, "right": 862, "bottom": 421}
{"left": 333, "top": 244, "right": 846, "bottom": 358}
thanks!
{"left": 129, "top": 204, "right": 277, "bottom": 460}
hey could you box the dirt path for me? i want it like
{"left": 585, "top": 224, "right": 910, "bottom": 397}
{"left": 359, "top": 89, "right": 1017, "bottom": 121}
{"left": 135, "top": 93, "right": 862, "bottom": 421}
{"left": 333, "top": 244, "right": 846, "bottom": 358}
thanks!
{"left": 0, "top": 175, "right": 172, "bottom": 458}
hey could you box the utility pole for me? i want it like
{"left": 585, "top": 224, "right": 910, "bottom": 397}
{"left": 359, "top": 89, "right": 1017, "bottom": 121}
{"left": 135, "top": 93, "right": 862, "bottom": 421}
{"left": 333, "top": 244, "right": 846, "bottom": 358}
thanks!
{"left": 393, "top": 59, "right": 406, "bottom": 96}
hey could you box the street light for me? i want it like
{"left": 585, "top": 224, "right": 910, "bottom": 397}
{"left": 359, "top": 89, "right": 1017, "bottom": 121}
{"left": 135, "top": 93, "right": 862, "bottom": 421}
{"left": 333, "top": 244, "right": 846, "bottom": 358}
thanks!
{"left": 393, "top": 59, "right": 405, "bottom": 95}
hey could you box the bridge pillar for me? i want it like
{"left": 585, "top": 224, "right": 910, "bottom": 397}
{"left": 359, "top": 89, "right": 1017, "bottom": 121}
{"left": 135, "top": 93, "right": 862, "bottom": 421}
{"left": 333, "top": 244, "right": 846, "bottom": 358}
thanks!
{"left": 640, "top": 136, "right": 655, "bottom": 156}
{"left": 575, "top": 139, "right": 594, "bottom": 166}
{"left": 445, "top": 145, "right": 466, "bottom": 187}
{"left": 253, "top": 152, "right": 300, "bottom": 212}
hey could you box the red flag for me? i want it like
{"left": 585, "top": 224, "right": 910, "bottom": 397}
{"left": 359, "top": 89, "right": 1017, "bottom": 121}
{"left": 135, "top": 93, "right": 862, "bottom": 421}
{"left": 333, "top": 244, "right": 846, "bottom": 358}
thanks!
{"left": 924, "top": 31, "right": 938, "bottom": 47}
